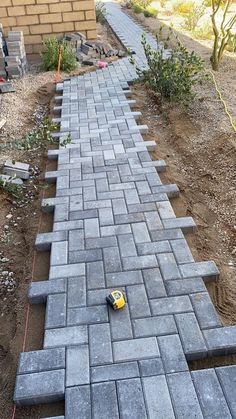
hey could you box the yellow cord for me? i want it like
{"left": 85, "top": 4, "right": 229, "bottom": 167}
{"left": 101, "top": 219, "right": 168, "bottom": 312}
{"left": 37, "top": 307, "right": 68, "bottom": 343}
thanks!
{"left": 209, "top": 69, "right": 236, "bottom": 133}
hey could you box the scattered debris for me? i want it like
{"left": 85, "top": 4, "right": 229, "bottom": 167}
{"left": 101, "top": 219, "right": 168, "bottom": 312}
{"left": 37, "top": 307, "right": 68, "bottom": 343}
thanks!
{"left": 65, "top": 32, "right": 126, "bottom": 66}
{"left": 0, "top": 82, "right": 15, "bottom": 94}
{"left": 3, "top": 160, "right": 30, "bottom": 180}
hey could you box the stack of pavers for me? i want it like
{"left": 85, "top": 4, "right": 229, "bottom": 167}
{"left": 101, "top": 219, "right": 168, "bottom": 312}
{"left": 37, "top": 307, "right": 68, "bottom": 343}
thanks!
{"left": 5, "top": 31, "right": 27, "bottom": 79}
{"left": 0, "top": 26, "right": 7, "bottom": 79}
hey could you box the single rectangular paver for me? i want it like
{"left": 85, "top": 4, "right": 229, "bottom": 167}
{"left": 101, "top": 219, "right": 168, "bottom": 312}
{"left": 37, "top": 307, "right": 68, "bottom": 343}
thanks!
{"left": 66, "top": 345, "right": 89, "bottom": 387}
{"left": 91, "top": 361, "right": 139, "bottom": 383}
{"left": 65, "top": 385, "right": 91, "bottom": 419}
{"left": 89, "top": 323, "right": 113, "bottom": 366}
{"left": 203, "top": 326, "right": 236, "bottom": 356}
{"left": 117, "top": 378, "right": 147, "bottom": 419}
{"left": 113, "top": 337, "right": 159, "bottom": 361}
{"left": 191, "top": 368, "right": 231, "bottom": 419}
{"left": 92, "top": 382, "right": 119, "bottom": 419}
{"left": 133, "top": 315, "right": 177, "bottom": 338}
{"left": 215, "top": 366, "right": 236, "bottom": 417}
{"left": 175, "top": 313, "right": 207, "bottom": 360}
{"left": 158, "top": 334, "right": 188, "bottom": 373}
{"left": 44, "top": 326, "right": 88, "bottom": 348}
{"left": 142, "top": 375, "right": 175, "bottom": 419}
{"left": 18, "top": 348, "right": 65, "bottom": 375}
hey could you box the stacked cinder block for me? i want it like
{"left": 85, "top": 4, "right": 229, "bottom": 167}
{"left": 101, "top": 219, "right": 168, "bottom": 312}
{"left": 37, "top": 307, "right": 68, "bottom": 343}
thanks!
{"left": 5, "top": 31, "right": 27, "bottom": 79}
{"left": 0, "top": 0, "right": 97, "bottom": 57}
{"left": 0, "top": 27, "right": 7, "bottom": 78}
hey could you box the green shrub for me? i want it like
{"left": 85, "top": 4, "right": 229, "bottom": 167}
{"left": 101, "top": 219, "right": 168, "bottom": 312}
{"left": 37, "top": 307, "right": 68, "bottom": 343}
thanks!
{"left": 136, "top": 0, "right": 152, "bottom": 9}
{"left": 41, "top": 38, "right": 77, "bottom": 72}
{"left": 133, "top": 4, "right": 144, "bottom": 13}
{"left": 172, "top": 0, "right": 194, "bottom": 15}
{"left": 130, "top": 32, "right": 205, "bottom": 106}
{"left": 95, "top": 1, "right": 107, "bottom": 23}
{"left": 226, "top": 34, "right": 236, "bottom": 52}
{"left": 193, "top": 22, "right": 213, "bottom": 39}
{"left": 182, "top": 3, "right": 206, "bottom": 31}
{"left": 144, "top": 7, "right": 158, "bottom": 17}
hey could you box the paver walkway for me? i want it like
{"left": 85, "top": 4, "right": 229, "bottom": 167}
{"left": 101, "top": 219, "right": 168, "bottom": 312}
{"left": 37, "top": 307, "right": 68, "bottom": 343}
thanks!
{"left": 14, "top": 2, "right": 236, "bottom": 418}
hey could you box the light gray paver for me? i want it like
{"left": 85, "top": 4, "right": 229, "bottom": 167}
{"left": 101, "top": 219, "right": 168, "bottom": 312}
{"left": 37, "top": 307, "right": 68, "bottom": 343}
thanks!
{"left": 92, "top": 382, "right": 119, "bottom": 419}
{"left": 91, "top": 361, "right": 139, "bottom": 383}
{"left": 216, "top": 366, "right": 236, "bottom": 417}
{"left": 203, "top": 326, "right": 236, "bottom": 355}
{"left": 113, "top": 337, "right": 160, "bottom": 361}
{"left": 89, "top": 323, "right": 113, "bottom": 366}
{"left": 133, "top": 315, "right": 177, "bottom": 338}
{"left": 65, "top": 385, "right": 91, "bottom": 419}
{"left": 142, "top": 375, "right": 175, "bottom": 419}
{"left": 44, "top": 326, "right": 88, "bottom": 348}
{"left": 66, "top": 345, "right": 89, "bottom": 386}
{"left": 18, "top": 348, "right": 65, "bottom": 374}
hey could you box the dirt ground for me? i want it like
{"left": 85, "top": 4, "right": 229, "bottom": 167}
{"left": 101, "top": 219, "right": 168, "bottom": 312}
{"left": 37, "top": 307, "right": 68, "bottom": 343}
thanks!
{"left": 0, "top": 22, "right": 122, "bottom": 419}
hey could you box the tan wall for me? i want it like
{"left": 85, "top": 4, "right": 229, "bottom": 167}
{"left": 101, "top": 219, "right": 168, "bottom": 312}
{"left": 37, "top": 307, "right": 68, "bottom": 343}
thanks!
{"left": 0, "top": 0, "right": 97, "bottom": 55}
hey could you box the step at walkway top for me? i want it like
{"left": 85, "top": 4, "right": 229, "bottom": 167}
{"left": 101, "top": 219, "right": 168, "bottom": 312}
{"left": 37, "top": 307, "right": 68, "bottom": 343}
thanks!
{"left": 13, "top": 2, "right": 236, "bottom": 418}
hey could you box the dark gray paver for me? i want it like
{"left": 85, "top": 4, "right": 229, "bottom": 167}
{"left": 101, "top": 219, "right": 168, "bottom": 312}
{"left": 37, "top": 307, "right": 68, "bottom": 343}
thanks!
{"left": 117, "top": 378, "right": 147, "bottom": 419}
{"left": 14, "top": 370, "right": 65, "bottom": 406}
{"left": 158, "top": 334, "right": 188, "bottom": 373}
{"left": 65, "top": 385, "right": 91, "bottom": 418}
{"left": 89, "top": 323, "right": 113, "bottom": 366}
{"left": 203, "top": 326, "right": 236, "bottom": 355}
{"left": 18, "top": 348, "right": 65, "bottom": 374}
{"left": 133, "top": 315, "right": 177, "bottom": 338}
{"left": 139, "top": 358, "right": 164, "bottom": 376}
{"left": 113, "top": 337, "right": 160, "bottom": 361}
{"left": 91, "top": 361, "right": 139, "bottom": 383}
{"left": 92, "top": 382, "right": 119, "bottom": 419}
{"left": 167, "top": 372, "right": 204, "bottom": 419}
{"left": 216, "top": 365, "right": 236, "bottom": 417}
{"left": 190, "top": 292, "right": 221, "bottom": 329}
{"left": 191, "top": 368, "right": 231, "bottom": 419}
{"left": 175, "top": 313, "right": 207, "bottom": 360}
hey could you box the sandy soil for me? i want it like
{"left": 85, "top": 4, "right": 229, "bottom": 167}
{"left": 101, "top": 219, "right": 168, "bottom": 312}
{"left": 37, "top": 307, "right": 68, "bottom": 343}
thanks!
{"left": 0, "top": 22, "right": 122, "bottom": 419}
{"left": 125, "top": 9, "right": 236, "bottom": 328}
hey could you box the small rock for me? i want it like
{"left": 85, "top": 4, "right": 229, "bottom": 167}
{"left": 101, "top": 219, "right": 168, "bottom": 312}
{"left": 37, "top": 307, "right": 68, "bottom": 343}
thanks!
{"left": 6, "top": 214, "right": 13, "bottom": 219}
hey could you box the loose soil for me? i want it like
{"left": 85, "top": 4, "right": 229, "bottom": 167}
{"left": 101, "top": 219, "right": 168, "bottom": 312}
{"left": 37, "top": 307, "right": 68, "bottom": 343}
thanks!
{"left": 0, "top": 22, "right": 122, "bottom": 419}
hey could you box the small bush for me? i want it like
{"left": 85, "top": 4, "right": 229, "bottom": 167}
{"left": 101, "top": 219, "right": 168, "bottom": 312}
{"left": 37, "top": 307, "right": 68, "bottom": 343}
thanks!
{"left": 41, "top": 38, "right": 77, "bottom": 72}
{"left": 130, "top": 31, "right": 205, "bottom": 106}
{"left": 95, "top": 1, "right": 107, "bottom": 23}
{"left": 144, "top": 7, "right": 158, "bottom": 17}
{"left": 193, "top": 22, "right": 213, "bottom": 39}
{"left": 172, "top": 0, "right": 194, "bottom": 15}
{"left": 226, "top": 34, "right": 236, "bottom": 52}
{"left": 0, "top": 178, "right": 23, "bottom": 200}
{"left": 133, "top": 4, "right": 144, "bottom": 13}
{"left": 136, "top": 0, "right": 152, "bottom": 9}
{"left": 160, "top": 0, "right": 168, "bottom": 8}
{"left": 182, "top": 3, "right": 206, "bottom": 31}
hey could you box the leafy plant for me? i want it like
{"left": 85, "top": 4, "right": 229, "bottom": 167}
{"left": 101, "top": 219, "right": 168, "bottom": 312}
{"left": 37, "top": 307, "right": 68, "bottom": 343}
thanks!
{"left": 133, "top": 3, "right": 144, "bottom": 13}
{"left": 135, "top": 0, "right": 153, "bottom": 9}
{"left": 144, "top": 7, "right": 158, "bottom": 17}
{"left": 0, "top": 177, "right": 23, "bottom": 200}
{"left": 41, "top": 38, "right": 77, "bottom": 72}
{"left": 182, "top": 3, "right": 206, "bottom": 31}
{"left": 130, "top": 31, "right": 205, "bottom": 106}
{"left": 172, "top": 0, "right": 194, "bottom": 15}
{"left": 193, "top": 22, "right": 213, "bottom": 39}
{"left": 16, "top": 119, "right": 71, "bottom": 151}
{"left": 211, "top": 0, "right": 236, "bottom": 70}
{"left": 95, "top": 1, "right": 107, "bottom": 23}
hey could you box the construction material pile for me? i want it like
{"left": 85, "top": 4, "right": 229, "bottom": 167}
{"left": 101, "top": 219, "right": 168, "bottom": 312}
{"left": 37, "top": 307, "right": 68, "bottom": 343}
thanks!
{"left": 0, "top": 26, "right": 27, "bottom": 80}
{"left": 65, "top": 32, "right": 126, "bottom": 66}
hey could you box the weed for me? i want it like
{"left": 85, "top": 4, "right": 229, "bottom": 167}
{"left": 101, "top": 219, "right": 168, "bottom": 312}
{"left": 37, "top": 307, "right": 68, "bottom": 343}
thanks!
{"left": 41, "top": 38, "right": 77, "bottom": 72}
{"left": 130, "top": 31, "right": 205, "bottom": 106}
{"left": 96, "top": 1, "right": 107, "bottom": 23}
{"left": 0, "top": 178, "right": 23, "bottom": 200}
{"left": 16, "top": 119, "right": 71, "bottom": 151}
{"left": 133, "top": 4, "right": 144, "bottom": 13}
{"left": 144, "top": 7, "right": 158, "bottom": 17}
{"left": 182, "top": 3, "right": 206, "bottom": 31}
{"left": 193, "top": 22, "right": 213, "bottom": 39}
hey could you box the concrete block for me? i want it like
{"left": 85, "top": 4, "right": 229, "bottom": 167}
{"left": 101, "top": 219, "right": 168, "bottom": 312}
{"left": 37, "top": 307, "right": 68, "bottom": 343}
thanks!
{"left": 91, "top": 361, "right": 139, "bottom": 383}
{"left": 175, "top": 313, "right": 207, "bottom": 360}
{"left": 65, "top": 385, "right": 91, "bottom": 419}
{"left": 191, "top": 369, "right": 231, "bottom": 419}
{"left": 158, "top": 334, "right": 188, "bottom": 373}
{"left": 49, "top": 263, "right": 85, "bottom": 279}
{"left": 35, "top": 231, "right": 67, "bottom": 251}
{"left": 133, "top": 315, "right": 177, "bottom": 338}
{"left": 89, "top": 323, "right": 112, "bottom": 366}
{"left": 45, "top": 293, "right": 67, "bottom": 329}
{"left": 157, "top": 253, "right": 181, "bottom": 280}
{"left": 132, "top": 222, "right": 150, "bottom": 243}
{"left": 87, "top": 261, "right": 105, "bottom": 289}
{"left": 117, "top": 378, "right": 147, "bottom": 419}
{"left": 216, "top": 365, "right": 236, "bottom": 417}
{"left": 142, "top": 375, "right": 175, "bottom": 419}
{"left": 139, "top": 358, "right": 164, "bottom": 377}
{"left": 109, "top": 304, "right": 133, "bottom": 340}
{"left": 167, "top": 371, "right": 203, "bottom": 419}
{"left": 28, "top": 279, "right": 66, "bottom": 304}
{"left": 165, "top": 277, "right": 206, "bottom": 296}
{"left": 103, "top": 246, "right": 122, "bottom": 272}
{"left": 92, "top": 382, "right": 119, "bottom": 419}
{"left": 18, "top": 348, "right": 65, "bottom": 374}
{"left": 14, "top": 370, "right": 65, "bottom": 406}
{"left": 137, "top": 241, "right": 171, "bottom": 255}
{"left": 203, "top": 326, "right": 236, "bottom": 356}
{"left": 143, "top": 268, "right": 167, "bottom": 298}
{"left": 163, "top": 217, "right": 196, "bottom": 233}
{"left": 66, "top": 345, "right": 89, "bottom": 387}
{"left": 68, "top": 277, "right": 86, "bottom": 308}
{"left": 123, "top": 255, "right": 158, "bottom": 270}
{"left": 67, "top": 306, "right": 108, "bottom": 326}
{"left": 44, "top": 326, "right": 88, "bottom": 348}
{"left": 3, "top": 160, "right": 29, "bottom": 180}
{"left": 150, "top": 296, "right": 193, "bottom": 316}
{"left": 50, "top": 241, "right": 68, "bottom": 266}
{"left": 190, "top": 292, "right": 221, "bottom": 329}
{"left": 113, "top": 337, "right": 159, "bottom": 362}
{"left": 106, "top": 270, "right": 143, "bottom": 287}
{"left": 126, "top": 284, "right": 151, "bottom": 318}
{"left": 180, "top": 261, "right": 220, "bottom": 282}
{"left": 170, "top": 239, "right": 194, "bottom": 264}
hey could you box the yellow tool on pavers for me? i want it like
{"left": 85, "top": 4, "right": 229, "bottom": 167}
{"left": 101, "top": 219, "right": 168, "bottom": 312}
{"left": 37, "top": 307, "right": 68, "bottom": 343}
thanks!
{"left": 106, "top": 290, "right": 125, "bottom": 310}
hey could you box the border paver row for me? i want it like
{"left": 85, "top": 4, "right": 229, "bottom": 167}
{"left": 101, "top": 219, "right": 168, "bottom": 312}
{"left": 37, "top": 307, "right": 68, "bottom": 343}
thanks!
{"left": 13, "top": 2, "right": 236, "bottom": 417}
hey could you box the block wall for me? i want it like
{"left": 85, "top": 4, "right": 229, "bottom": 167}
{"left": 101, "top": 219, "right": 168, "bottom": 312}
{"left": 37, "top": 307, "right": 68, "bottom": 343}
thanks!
{"left": 0, "top": 0, "right": 97, "bottom": 55}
